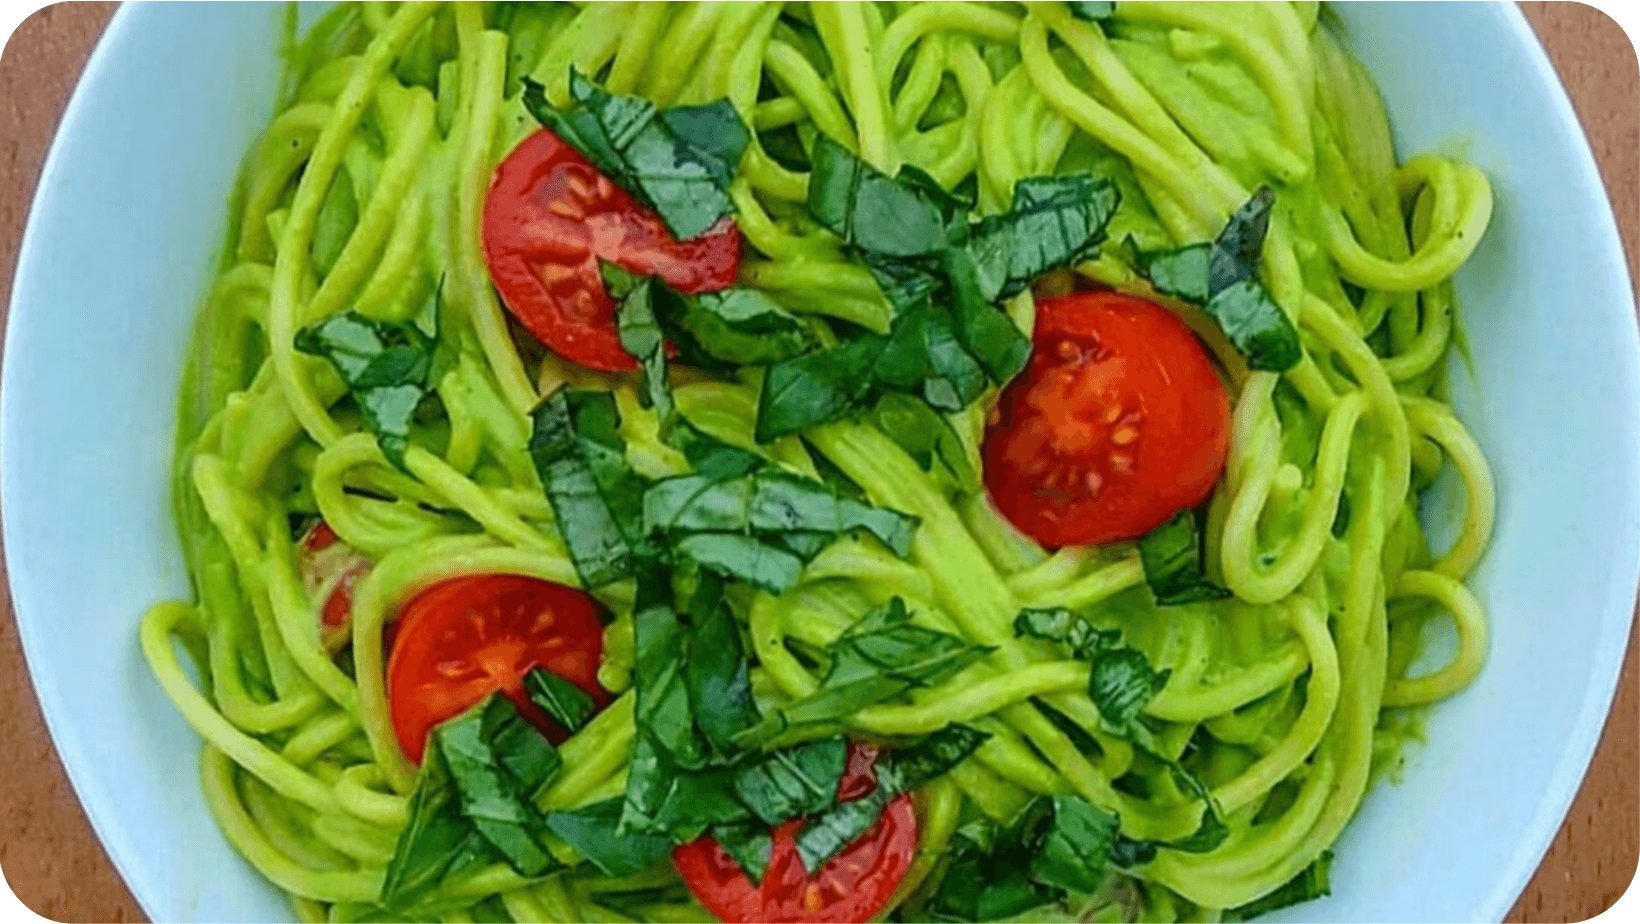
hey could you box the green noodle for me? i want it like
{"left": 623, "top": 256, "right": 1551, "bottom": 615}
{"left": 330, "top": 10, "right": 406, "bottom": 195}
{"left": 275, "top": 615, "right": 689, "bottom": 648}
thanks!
{"left": 144, "top": 3, "right": 1497, "bottom": 920}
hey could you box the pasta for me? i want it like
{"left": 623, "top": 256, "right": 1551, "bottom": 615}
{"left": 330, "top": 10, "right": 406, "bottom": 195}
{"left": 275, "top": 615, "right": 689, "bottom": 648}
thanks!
{"left": 144, "top": 3, "right": 1497, "bottom": 922}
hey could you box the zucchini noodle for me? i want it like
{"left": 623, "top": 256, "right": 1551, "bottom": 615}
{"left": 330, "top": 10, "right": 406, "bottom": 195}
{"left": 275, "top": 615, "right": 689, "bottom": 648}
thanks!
{"left": 145, "top": 3, "right": 1497, "bottom": 921}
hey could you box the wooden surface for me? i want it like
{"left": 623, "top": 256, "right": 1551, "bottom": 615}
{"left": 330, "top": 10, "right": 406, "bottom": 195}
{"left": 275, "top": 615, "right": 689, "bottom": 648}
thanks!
{"left": 0, "top": 3, "right": 1634, "bottom": 922}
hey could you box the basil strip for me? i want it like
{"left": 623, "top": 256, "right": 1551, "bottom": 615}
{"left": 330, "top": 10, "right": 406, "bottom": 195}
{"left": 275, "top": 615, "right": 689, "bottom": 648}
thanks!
{"left": 381, "top": 695, "right": 570, "bottom": 909}
{"left": 528, "top": 390, "right": 648, "bottom": 587}
{"left": 609, "top": 268, "right": 675, "bottom": 430}
{"left": 1138, "top": 509, "right": 1232, "bottom": 605}
{"left": 711, "top": 820, "right": 776, "bottom": 885}
{"left": 740, "top": 599, "right": 991, "bottom": 745}
{"left": 922, "top": 793, "right": 1122, "bottom": 922}
{"left": 521, "top": 72, "right": 749, "bottom": 240}
{"left": 379, "top": 737, "right": 498, "bottom": 910}
{"left": 294, "top": 310, "right": 445, "bottom": 471}
{"left": 544, "top": 797, "right": 674, "bottom": 877}
{"left": 1224, "top": 851, "right": 1335, "bottom": 921}
{"left": 523, "top": 668, "right": 598, "bottom": 735}
{"left": 758, "top": 144, "right": 1120, "bottom": 443}
{"left": 730, "top": 736, "right": 848, "bottom": 825}
{"left": 1066, "top": 1, "right": 1116, "bottom": 21}
{"left": 1134, "top": 187, "right": 1301, "bottom": 371}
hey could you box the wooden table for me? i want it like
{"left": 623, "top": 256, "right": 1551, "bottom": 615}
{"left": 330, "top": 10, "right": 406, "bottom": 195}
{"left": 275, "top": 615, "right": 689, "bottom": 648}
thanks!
{"left": 0, "top": 4, "right": 1634, "bottom": 921}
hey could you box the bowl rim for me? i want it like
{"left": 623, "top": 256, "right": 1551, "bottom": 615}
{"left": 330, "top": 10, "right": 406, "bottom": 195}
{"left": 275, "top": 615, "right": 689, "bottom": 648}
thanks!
{"left": 2, "top": 3, "right": 1636, "bottom": 923}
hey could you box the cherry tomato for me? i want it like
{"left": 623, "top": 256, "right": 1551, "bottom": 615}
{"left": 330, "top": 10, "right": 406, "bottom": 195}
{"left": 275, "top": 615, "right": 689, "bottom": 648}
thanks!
{"left": 298, "top": 521, "right": 371, "bottom": 653}
{"left": 386, "top": 574, "right": 609, "bottom": 763}
{"left": 482, "top": 128, "right": 742, "bottom": 372}
{"left": 983, "top": 290, "right": 1230, "bottom": 548}
{"left": 673, "top": 744, "right": 918, "bottom": 924}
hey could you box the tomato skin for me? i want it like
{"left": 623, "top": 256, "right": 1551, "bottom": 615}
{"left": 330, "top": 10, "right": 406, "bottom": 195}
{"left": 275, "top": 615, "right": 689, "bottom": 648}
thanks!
{"left": 482, "top": 128, "right": 742, "bottom": 372}
{"left": 673, "top": 744, "right": 918, "bottom": 924}
{"left": 386, "top": 575, "right": 609, "bottom": 764}
{"left": 298, "top": 521, "right": 371, "bottom": 652}
{"left": 983, "top": 291, "right": 1230, "bottom": 548}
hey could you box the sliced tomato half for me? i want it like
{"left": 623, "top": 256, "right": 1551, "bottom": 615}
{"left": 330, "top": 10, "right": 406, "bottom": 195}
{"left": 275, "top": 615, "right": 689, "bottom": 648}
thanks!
{"left": 482, "top": 128, "right": 742, "bottom": 372}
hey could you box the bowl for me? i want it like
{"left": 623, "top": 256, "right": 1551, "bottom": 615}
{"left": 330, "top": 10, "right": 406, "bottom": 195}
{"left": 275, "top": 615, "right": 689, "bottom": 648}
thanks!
{"left": 4, "top": 3, "right": 1636, "bottom": 921}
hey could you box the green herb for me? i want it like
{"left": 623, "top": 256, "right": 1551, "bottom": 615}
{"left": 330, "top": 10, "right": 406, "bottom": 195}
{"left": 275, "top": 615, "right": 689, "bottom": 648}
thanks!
{"left": 922, "top": 793, "right": 1122, "bottom": 922}
{"left": 523, "top": 668, "right": 598, "bottom": 735}
{"left": 380, "top": 694, "right": 570, "bottom": 909}
{"left": 521, "top": 72, "right": 749, "bottom": 240}
{"left": 890, "top": 723, "right": 992, "bottom": 787}
{"left": 1134, "top": 187, "right": 1301, "bottom": 371}
{"left": 866, "top": 394, "right": 977, "bottom": 489}
{"left": 610, "top": 268, "right": 675, "bottom": 430}
{"left": 436, "top": 697, "right": 561, "bottom": 876}
{"left": 1224, "top": 851, "right": 1334, "bottom": 921}
{"left": 686, "top": 598, "right": 762, "bottom": 755}
{"left": 712, "top": 820, "right": 776, "bottom": 884}
{"left": 1024, "top": 795, "right": 1121, "bottom": 895}
{"left": 640, "top": 469, "right": 917, "bottom": 593}
{"left": 793, "top": 782, "right": 895, "bottom": 872}
{"left": 756, "top": 142, "right": 1120, "bottom": 443}
{"left": 741, "top": 599, "right": 991, "bottom": 744}
{"left": 1066, "top": 1, "right": 1116, "bottom": 21}
{"left": 379, "top": 737, "right": 498, "bottom": 910}
{"left": 294, "top": 310, "right": 445, "bottom": 471}
{"left": 527, "top": 390, "right": 649, "bottom": 587}
{"left": 676, "top": 289, "right": 812, "bottom": 366}
{"left": 731, "top": 736, "right": 848, "bottom": 825}
{"left": 1138, "top": 510, "right": 1233, "bottom": 606}
{"left": 966, "top": 174, "right": 1121, "bottom": 302}
{"left": 544, "top": 797, "right": 674, "bottom": 877}
{"left": 807, "top": 136, "right": 950, "bottom": 257}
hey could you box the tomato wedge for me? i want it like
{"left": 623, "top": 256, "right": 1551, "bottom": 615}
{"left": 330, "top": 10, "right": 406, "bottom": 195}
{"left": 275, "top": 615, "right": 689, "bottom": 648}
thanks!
{"left": 385, "top": 574, "right": 608, "bottom": 763}
{"left": 983, "top": 290, "right": 1230, "bottom": 548}
{"left": 673, "top": 744, "right": 918, "bottom": 924}
{"left": 298, "top": 521, "right": 371, "bottom": 653}
{"left": 482, "top": 128, "right": 742, "bottom": 372}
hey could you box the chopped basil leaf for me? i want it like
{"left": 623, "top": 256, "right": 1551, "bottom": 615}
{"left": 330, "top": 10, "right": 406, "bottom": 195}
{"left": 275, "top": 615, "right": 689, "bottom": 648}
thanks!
{"left": 731, "top": 736, "right": 848, "bottom": 825}
{"left": 1109, "top": 835, "right": 1159, "bottom": 870}
{"left": 644, "top": 469, "right": 916, "bottom": 569}
{"left": 1204, "top": 277, "right": 1304, "bottom": 372}
{"left": 1013, "top": 608, "right": 1101, "bottom": 653}
{"left": 755, "top": 335, "right": 885, "bottom": 442}
{"left": 294, "top": 311, "right": 444, "bottom": 471}
{"left": 941, "top": 245, "right": 1033, "bottom": 386}
{"left": 867, "top": 393, "right": 979, "bottom": 491}
{"left": 1134, "top": 187, "right": 1301, "bottom": 371}
{"left": 807, "top": 135, "right": 950, "bottom": 257}
{"left": 671, "top": 419, "right": 765, "bottom": 480}
{"left": 1029, "top": 695, "right": 1105, "bottom": 759}
{"left": 923, "top": 794, "right": 1120, "bottom": 921}
{"left": 677, "top": 289, "right": 813, "bottom": 367}
{"left": 686, "top": 599, "right": 762, "bottom": 755}
{"left": 1024, "top": 795, "right": 1120, "bottom": 895}
{"left": 544, "top": 797, "right": 673, "bottom": 877}
{"left": 1138, "top": 509, "right": 1232, "bottom": 606}
{"left": 1013, "top": 608, "right": 1171, "bottom": 735}
{"left": 672, "top": 533, "right": 807, "bottom": 593}
{"left": 523, "top": 668, "right": 598, "bottom": 735}
{"left": 1225, "top": 851, "right": 1334, "bottom": 921}
{"left": 528, "top": 390, "right": 648, "bottom": 587}
{"left": 758, "top": 146, "right": 1119, "bottom": 443}
{"left": 740, "top": 599, "right": 991, "bottom": 745}
{"left": 1211, "top": 186, "right": 1276, "bottom": 293}
{"left": 889, "top": 723, "right": 992, "bottom": 788}
{"left": 610, "top": 270, "right": 674, "bottom": 429}
{"left": 712, "top": 820, "right": 776, "bottom": 885}
{"left": 521, "top": 72, "right": 749, "bottom": 240}
{"left": 793, "top": 782, "right": 895, "bottom": 872}
{"left": 434, "top": 697, "right": 561, "bottom": 877}
{"left": 379, "top": 736, "right": 497, "bottom": 910}
{"left": 1066, "top": 1, "right": 1116, "bottom": 21}
{"left": 966, "top": 175, "right": 1121, "bottom": 302}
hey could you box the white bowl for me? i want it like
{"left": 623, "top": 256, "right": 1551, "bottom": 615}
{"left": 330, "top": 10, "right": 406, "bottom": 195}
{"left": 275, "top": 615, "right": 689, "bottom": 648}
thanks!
{"left": 4, "top": 3, "right": 1635, "bottom": 922}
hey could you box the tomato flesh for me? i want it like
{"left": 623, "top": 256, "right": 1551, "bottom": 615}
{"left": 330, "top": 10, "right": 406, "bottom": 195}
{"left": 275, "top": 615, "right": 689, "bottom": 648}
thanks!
{"left": 386, "top": 574, "right": 608, "bottom": 763}
{"left": 673, "top": 744, "right": 918, "bottom": 924}
{"left": 298, "top": 520, "right": 371, "bottom": 651}
{"left": 482, "top": 128, "right": 742, "bottom": 372}
{"left": 983, "top": 291, "right": 1230, "bottom": 548}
